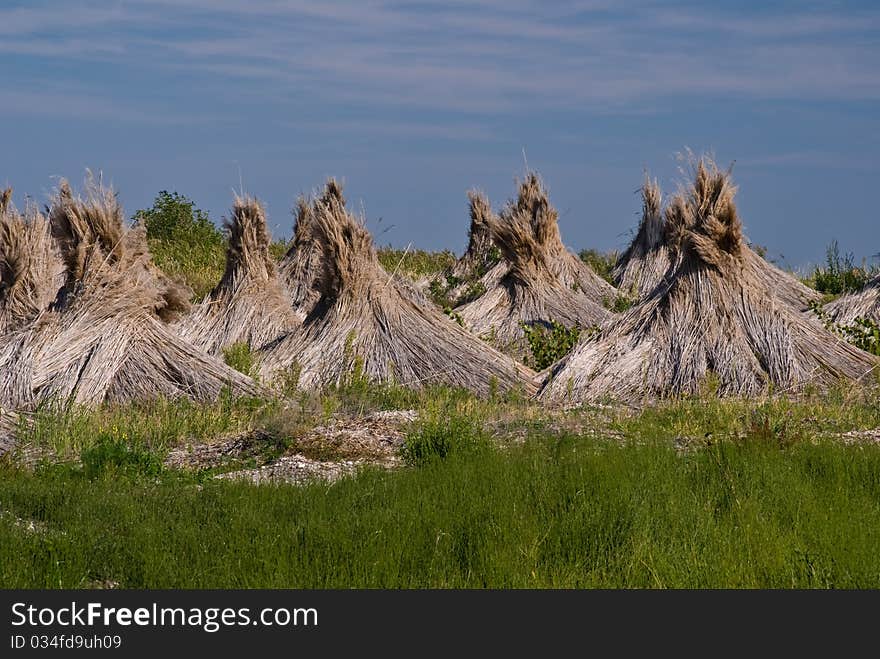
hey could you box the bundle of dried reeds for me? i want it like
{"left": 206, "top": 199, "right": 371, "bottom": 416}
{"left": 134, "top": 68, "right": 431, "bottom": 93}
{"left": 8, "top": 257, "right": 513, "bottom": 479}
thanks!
{"left": 280, "top": 179, "right": 431, "bottom": 313}
{"left": 278, "top": 182, "right": 342, "bottom": 319}
{"left": 259, "top": 180, "right": 536, "bottom": 396}
{"left": 50, "top": 176, "right": 192, "bottom": 321}
{"left": 0, "top": 190, "right": 65, "bottom": 335}
{"left": 438, "top": 190, "right": 507, "bottom": 306}
{"left": 824, "top": 274, "right": 880, "bottom": 325}
{"left": 455, "top": 173, "right": 612, "bottom": 360}
{"left": 178, "top": 194, "right": 301, "bottom": 354}
{"left": 612, "top": 176, "right": 669, "bottom": 299}
{"left": 0, "top": 175, "right": 260, "bottom": 408}
{"left": 541, "top": 158, "right": 877, "bottom": 404}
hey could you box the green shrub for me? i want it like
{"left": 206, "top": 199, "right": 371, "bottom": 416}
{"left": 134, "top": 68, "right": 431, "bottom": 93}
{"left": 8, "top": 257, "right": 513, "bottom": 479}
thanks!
{"left": 807, "top": 241, "right": 871, "bottom": 296}
{"left": 603, "top": 293, "right": 635, "bottom": 313}
{"left": 458, "top": 280, "right": 487, "bottom": 305}
{"left": 578, "top": 248, "right": 618, "bottom": 286}
{"left": 522, "top": 320, "right": 587, "bottom": 370}
{"left": 269, "top": 239, "right": 292, "bottom": 261}
{"left": 808, "top": 303, "right": 880, "bottom": 356}
{"left": 134, "top": 191, "right": 226, "bottom": 299}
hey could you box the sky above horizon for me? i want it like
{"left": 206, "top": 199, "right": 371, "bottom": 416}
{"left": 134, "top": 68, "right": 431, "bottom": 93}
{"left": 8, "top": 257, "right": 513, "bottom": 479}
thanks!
{"left": 1, "top": 0, "right": 878, "bottom": 271}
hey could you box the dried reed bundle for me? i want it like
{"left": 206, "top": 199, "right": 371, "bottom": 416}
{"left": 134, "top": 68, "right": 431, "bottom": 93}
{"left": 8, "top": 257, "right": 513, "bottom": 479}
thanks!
{"left": 612, "top": 176, "right": 669, "bottom": 299}
{"left": 0, "top": 175, "right": 260, "bottom": 408}
{"left": 178, "top": 194, "right": 300, "bottom": 354}
{"left": 541, "top": 158, "right": 877, "bottom": 404}
{"left": 0, "top": 190, "right": 65, "bottom": 334}
{"left": 280, "top": 179, "right": 430, "bottom": 314}
{"left": 259, "top": 181, "right": 536, "bottom": 396}
{"left": 824, "top": 274, "right": 880, "bottom": 325}
{"left": 455, "top": 173, "right": 612, "bottom": 360}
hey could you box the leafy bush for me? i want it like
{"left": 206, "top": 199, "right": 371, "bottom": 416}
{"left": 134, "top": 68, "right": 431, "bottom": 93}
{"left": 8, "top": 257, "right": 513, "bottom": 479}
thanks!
{"left": 458, "top": 280, "right": 487, "bottom": 305}
{"left": 522, "top": 320, "right": 585, "bottom": 370}
{"left": 269, "top": 239, "right": 292, "bottom": 261}
{"left": 134, "top": 191, "right": 226, "bottom": 299}
{"left": 578, "top": 248, "right": 618, "bottom": 286}
{"left": 80, "top": 433, "right": 163, "bottom": 480}
{"left": 807, "top": 241, "right": 871, "bottom": 296}
{"left": 838, "top": 317, "right": 880, "bottom": 356}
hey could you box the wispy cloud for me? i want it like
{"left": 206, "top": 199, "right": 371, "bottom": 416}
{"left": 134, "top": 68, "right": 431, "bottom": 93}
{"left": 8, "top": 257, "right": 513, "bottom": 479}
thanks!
{"left": 2, "top": 1, "right": 879, "bottom": 121}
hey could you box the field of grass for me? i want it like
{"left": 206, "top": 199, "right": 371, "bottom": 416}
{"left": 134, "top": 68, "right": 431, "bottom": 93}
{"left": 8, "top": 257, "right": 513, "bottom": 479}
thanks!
{"left": 2, "top": 384, "right": 880, "bottom": 589}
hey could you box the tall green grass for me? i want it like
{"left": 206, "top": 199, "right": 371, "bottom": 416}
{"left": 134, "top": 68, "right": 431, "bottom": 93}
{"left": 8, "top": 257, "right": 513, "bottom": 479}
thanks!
{"left": 20, "top": 394, "right": 272, "bottom": 457}
{"left": 2, "top": 434, "right": 880, "bottom": 588}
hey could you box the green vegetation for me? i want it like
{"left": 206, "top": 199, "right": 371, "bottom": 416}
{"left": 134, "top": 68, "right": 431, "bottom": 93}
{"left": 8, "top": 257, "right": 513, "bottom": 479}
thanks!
{"left": 20, "top": 395, "right": 269, "bottom": 457}
{"left": 269, "top": 239, "right": 292, "bottom": 261}
{"left": 400, "top": 408, "right": 489, "bottom": 466}
{"left": 135, "top": 191, "right": 226, "bottom": 299}
{"left": 837, "top": 317, "right": 880, "bottom": 356}
{"left": 579, "top": 248, "right": 618, "bottom": 286}
{"left": 808, "top": 302, "right": 880, "bottom": 357}
{"left": 223, "top": 341, "right": 258, "bottom": 378}
{"left": 4, "top": 383, "right": 880, "bottom": 588}
{"left": 803, "top": 240, "right": 874, "bottom": 297}
{"left": 522, "top": 320, "right": 585, "bottom": 370}
{"left": 602, "top": 292, "right": 636, "bottom": 313}
{"left": 377, "top": 247, "right": 456, "bottom": 280}
{"left": 3, "top": 422, "right": 880, "bottom": 587}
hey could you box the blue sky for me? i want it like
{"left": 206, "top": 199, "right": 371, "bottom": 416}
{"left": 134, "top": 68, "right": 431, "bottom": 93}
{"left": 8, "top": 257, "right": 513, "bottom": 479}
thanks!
{"left": 1, "top": 1, "right": 878, "bottom": 271}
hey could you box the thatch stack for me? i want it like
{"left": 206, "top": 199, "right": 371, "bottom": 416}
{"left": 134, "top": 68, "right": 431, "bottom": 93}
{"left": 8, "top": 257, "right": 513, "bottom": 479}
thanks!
{"left": 259, "top": 180, "right": 536, "bottom": 397}
{"left": 541, "top": 159, "right": 877, "bottom": 404}
{"left": 512, "top": 174, "right": 616, "bottom": 300}
{"left": 444, "top": 191, "right": 507, "bottom": 303}
{"left": 280, "top": 179, "right": 430, "bottom": 312}
{"left": 451, "top": 190, "right": 496, "bottom": 278}
{"left": 0, "top": 189, "right": 65, "bottom": 335}
{"left": 824, "top": 275, "right": 880, "bottom": 326}
{"left": 455, "top": 173, "right": 613, "bottom": 360}
{"left": 0, "top": 175, "right": 260, "bottom": 408}
{"left": 741, "top": 244, "right": 820, "bottom": 312}
{"left": 613, "top": 174, "right": 819, "bottom": 310}
{"left": 278, "top": 182, "right": 341, "bottom": 319}
{"left": 178, "top": 194, "right": 300, "bottom": 354}
{"left": 612, "top": 176, "right": 669, "bottom": 299}
{"left": 0, "top": 191, "right": 65, "bottom": 408}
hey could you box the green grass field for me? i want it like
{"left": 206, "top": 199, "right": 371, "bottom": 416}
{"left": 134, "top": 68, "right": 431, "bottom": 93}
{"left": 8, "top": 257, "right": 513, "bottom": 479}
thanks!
{"left": 2, "top": 386, "right": 880, "bottom": 589}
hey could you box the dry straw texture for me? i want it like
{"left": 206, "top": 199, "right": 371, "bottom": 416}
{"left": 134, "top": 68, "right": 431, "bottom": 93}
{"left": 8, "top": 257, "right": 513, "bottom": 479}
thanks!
{"left": 612, "top": 176, "right": 670, "bottom": 300}
{"left": 441, "top": 190, "right": 507, "bottom": 305}
{"left": 178, "top": 194, "right": 301, "bottom": 354}
{"left": 614, "top": 174, "right": 819, "bottom": 310}
{"left": 452, "top": 190, "right": 496, "bottom": 278}
{"left": 259, "top": 180, "right": 536, "bottom": 396}
{"left": 278, "top": 181, "right": 343, "bottom": 319}
{"left": 824, "top": 274, "right": 880, "bottom": 325}
{"left": 0, "top": 174, "right": 260, "bottom": 409}
{"left": 455, "top": 173, "right": 612, "bottom": 359}
{"left": 541, "top": 158, "right": 877, "bottom": 404}
{"left": 0, "top": 190, "right": 65, "bottom": 335}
